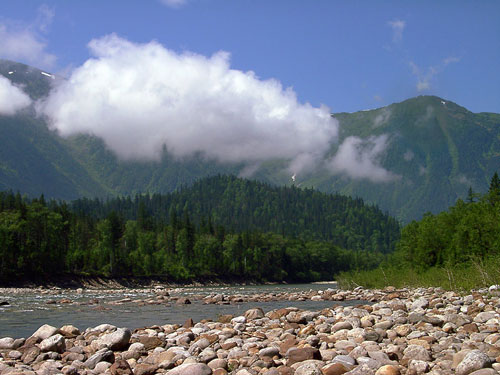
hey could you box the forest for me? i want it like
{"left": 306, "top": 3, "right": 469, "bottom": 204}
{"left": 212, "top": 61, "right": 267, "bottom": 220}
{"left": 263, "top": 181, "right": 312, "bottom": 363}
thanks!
{"left": 339, "top": 173, "right": 500, "bottom": 289}
{"left": 0, "top": 175, "right": 400, "bottom": 284}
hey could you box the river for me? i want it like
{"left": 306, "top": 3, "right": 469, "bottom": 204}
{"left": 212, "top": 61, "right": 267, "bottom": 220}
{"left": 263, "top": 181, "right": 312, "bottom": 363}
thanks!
{"left": 0, "top": 283, "right": 363, "bottom": 338}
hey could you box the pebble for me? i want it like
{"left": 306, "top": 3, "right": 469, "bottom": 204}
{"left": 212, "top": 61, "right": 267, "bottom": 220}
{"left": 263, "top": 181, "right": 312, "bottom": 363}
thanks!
{"left": 1, "top": 286, "right": 500, "bottom": 375}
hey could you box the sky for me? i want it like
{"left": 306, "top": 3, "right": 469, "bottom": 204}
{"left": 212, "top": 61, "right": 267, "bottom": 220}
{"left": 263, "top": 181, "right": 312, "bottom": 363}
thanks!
{"left": 1, "top": 0, "right": 499, "bottom": 114}
{"left": 0, "top": 1, "right": 499, "bottom": 183}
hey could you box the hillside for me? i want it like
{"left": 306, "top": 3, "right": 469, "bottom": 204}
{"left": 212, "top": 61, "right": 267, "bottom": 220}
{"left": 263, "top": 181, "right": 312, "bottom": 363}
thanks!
{"left": 318, "top": 96, "right": 500, "bottom": 221}
{"left": 0, "top": 176, "right": 399, "bottom": 283}
{"left": 71, "top": 175, "right": 400, "bottom": 253}
{"left": 1, "top": 59, "right": 500, "bottom": 222}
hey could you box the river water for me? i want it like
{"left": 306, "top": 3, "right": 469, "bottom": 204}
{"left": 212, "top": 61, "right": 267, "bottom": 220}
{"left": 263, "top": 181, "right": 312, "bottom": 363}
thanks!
{"left": 0, "top": 283, "right": 362, "bottom": 339}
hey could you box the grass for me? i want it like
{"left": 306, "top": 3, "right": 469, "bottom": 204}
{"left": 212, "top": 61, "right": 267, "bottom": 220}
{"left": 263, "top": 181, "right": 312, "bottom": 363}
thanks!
{"left": 336, "top": 256, "right": 500, "bottom": 291}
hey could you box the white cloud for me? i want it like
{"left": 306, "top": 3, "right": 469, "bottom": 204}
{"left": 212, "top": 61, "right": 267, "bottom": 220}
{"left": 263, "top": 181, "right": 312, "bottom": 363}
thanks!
{"left": 327, "top": 134, "right": 398, "bottom": 183}
{"left": 443, "top": 56, "right": 460, "bottom": 66}
{"left": 0, "top": 76, "right": 32, "bottom": 115}
{"left": 36, "top": 4, "right": 55, "bottom": 33}
{"left": 410, "top": 57, "right": 460, "bottom": 92}
{"left": 0, "top": 6, "right": 56, "bottom": 69}
{"left": 373, "top": 108, "right": 391, "bottom": 127}
{"left": 40, "top": 34, "right": 338, "bottom": 175}
{"left": 388, "top": 19, "right": 405, "bottom": 43}
{"left": 159, "top": 0, "right": 187, "bottom": 8}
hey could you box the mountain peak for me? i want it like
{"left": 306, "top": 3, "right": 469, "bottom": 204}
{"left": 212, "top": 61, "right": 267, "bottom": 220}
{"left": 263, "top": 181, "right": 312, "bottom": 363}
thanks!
{"left": 0, "top": 59, "right": 55, "bottom": 100}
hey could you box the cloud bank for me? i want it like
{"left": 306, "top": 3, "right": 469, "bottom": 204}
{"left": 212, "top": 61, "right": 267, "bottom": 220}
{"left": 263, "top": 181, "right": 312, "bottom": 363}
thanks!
{"left": 328, "top": 135, "right": 398, "bottom": 182}
{"left": 0, "top": 76, "right": 32, "bottom": 115}
{"left": 40, "top": 34, "right": 338, "bottom": 174}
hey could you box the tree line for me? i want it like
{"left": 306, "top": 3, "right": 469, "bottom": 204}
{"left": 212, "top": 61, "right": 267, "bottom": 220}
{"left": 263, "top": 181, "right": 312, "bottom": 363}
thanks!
{"left": 338, "top": 173, "right": 500, "bottom": 289}
{"left": 396, "top": 173, "right": 500, "bottom": 269}
{"left": 0, "top": 175, "right": 400, "bottom": 283}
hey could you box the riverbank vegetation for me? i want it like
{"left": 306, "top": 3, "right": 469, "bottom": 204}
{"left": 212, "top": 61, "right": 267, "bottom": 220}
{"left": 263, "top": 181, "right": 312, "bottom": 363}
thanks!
{"left": 338, "top": 173, "right": 500, "bottom": 290}
{"left": 0, "top": 175, "right": 399, "bottom": 285}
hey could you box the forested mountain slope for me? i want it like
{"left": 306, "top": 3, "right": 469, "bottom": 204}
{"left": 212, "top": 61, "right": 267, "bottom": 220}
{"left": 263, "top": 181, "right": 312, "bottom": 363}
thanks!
{"left": 0, "top": 176, "right": 399, "bottom": 283}
{"left": 1, "top": 59, "right": 500, "bottom": 222}
{"left": 310, "top": 96, "right": 500, "bottom": 221}
{"left": 71, "top": 175, "right": 401, "bottom": 253}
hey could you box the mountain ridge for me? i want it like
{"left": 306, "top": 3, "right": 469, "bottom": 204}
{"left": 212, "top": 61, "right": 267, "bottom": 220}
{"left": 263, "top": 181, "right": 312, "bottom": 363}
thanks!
{"left": 1, "top": 59, "right": 499, "bottom": 223}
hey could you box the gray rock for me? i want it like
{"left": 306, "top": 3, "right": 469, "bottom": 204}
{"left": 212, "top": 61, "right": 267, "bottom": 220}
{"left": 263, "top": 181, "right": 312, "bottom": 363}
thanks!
{"left": 332, "top": 355, "right": 356, "bottom": 366}
{"left": 231, "top": 316, "right": 246, "bottom": 324}
{"left": 199, "top": 348, "right": 217, "bottom": 363}
{"left": 294, "top": 362, "right": 323, "bottom": 375}
{"left": 408, "top": 359, "right": 429, "bottom": 374}
{"left": 91, "top": 323, "right": 117, "bottom": 333}
{"left": 411, "top": 298, "right": 429, "bottom": 310}
{"left": 346, "top": 364, "right": 376, "bottom": 375}
{"left": 39, "top": 334, "right": 66, "bottom": 353}
{"left": 245, "top": 308, "right": 265, "bottom": 320}
{"left": 456, "top": 350, "right": 491, "bottom": 375}
{"left": 8, "top": 350, "right": 22, "bottom": 360}
{"left": 332, "top": 321, "right": 353, "bottom": 331}
{"left": 423, "top": 315, "right": 444, "bottom": 326}
{"left": 208, "top": 358, "right": 227, "bottom": 370}
{"left": 21, "top": 346, "right": 41, "bottom": 364}
{"left": 167, "top": 363, "right": 213, "bottom": 375}
{"left": 365, "top": 331, "right": 380, "bottom": 342}
{"left": 83, "top": 348, "right": 115, "bottom": 369}
{"left": 403, "top": 345, "right": 431, "bottom": 362}
{"left": 94, "top": 327, "right": 131, "bottom": 351}
{"left": 94, "top": 361, "right": 112, "bottom": 373}
{"left": 408, "top": 313, "right": 425, "bottom": 324}
{"left": 373, "top": 321, "right": 393, "bottom": 330}
{"left": 474, "top": 312, "right": 496, "bottom": 324}
{"left": 357, "top": 356, "right": 381, "bottom": 369}
{"left": 0, "top": 337, "right": 16, "bottom": 349}
{"left": 31, "top": 324, "right": 59, "bottom": 340}
{"left": 259, "top": 346, "right": 280, "bottom": 358}
{"left": 468, "top": 369, "right": 498, "bottom": 375}
{"left": 368, "top": 351, "right": 391, "bottom": 364}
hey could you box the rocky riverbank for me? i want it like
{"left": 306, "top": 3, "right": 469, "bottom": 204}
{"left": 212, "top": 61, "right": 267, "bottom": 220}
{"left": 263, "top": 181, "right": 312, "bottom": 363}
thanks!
{"left": 1, "top": 286, "right": 500, "bottom": 375}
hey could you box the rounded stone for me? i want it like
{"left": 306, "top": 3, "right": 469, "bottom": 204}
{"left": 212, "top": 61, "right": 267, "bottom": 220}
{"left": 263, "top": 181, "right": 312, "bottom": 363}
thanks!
{"left": 375, "top": 365, "right": 400, "bottom": 375}
{"left": 456, "top": 350, "right": 491, "bottom": 375}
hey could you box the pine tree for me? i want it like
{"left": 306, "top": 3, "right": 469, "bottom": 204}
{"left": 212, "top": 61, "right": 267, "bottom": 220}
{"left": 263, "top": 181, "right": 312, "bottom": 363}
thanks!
{"left": 489, "top": 172, "right": 500, "bottom": 205}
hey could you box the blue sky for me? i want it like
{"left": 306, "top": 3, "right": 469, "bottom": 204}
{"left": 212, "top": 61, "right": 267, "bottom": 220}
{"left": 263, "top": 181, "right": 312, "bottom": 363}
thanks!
{"left": 1, "top": 0, "right": 499, "bottom": 114}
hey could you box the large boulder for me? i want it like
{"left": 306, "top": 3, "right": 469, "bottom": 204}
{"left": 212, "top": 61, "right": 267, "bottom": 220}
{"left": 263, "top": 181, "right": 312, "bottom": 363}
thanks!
{"left": 39, "top": 334, "right": 66, "bottom": 353}
{"left": 244, "top": 308, "right": 265, "bottom": 320}
{"left": 456, "top": 350, "right": 491, "bottom": 375}
{"left": 0, "top": 337, "right": 16, "bottom": 350}
{"left": 31, "top": 324, "right": 59, "bottom": 340}
{"left": 83, "top": 348, "right": 115, "bottom": 369}
{"left": 167, "top": 363, "right": 213, "bottom": 375}
{"left": 93, "top": 328, "right": 131, "bottom": 351}
{"left": 294, "top": 362, "right": 323, "bottom": 375}
{"left": 286, "top": 347, "right": 321, "bottom": 366}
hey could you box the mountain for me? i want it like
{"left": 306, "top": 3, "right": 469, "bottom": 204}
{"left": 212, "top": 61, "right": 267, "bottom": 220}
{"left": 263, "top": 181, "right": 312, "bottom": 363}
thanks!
{"left": 1, "top": 59, "right": 499, "bottom": 222}
{"left": 319, "top": 96, "right": 500, "bottom": 221}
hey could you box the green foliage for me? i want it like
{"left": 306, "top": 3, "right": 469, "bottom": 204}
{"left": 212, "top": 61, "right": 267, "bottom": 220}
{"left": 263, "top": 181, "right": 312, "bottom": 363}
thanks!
{"left": 0, "top": 175, "right": 399, "bottom": 283}
{"left": 339, "top": 173, "right": 500, "bottom": 290}
{"left": 70, "top": 175, "right": 400, "bottom": 253}
{"left": 2, "top": 67, "right": 500, "bottom": 227}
